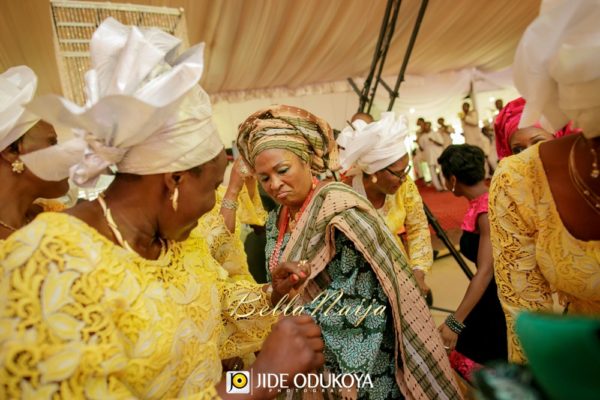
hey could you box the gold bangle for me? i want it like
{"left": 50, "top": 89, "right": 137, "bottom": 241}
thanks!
{"left": 221, "top": 198, "right": 238, "bottom": 210}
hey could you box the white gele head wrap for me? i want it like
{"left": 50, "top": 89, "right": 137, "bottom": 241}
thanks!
{"left": 0, "top": 66, "right": 40, "bottom": 151}
{"left": 21, "top": 17, "right": 223, "bottom": 187}
{"left": 514, "top": 0, "right": 600, "bottom": 139}
{"left": 336, "top": 111, "right": 409, "bottom": 174}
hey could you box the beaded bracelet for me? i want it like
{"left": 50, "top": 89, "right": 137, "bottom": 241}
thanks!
{"left": 445, "top": 314, "right": 466, "bottom": 334}
{"left": 221, "top": 198, "right": 239, "bottom": 210}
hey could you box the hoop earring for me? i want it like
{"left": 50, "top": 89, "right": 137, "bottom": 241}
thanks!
{"left": 11, "top": 159, "right": 24, "bottom": 174}
{"left": 170, "top": 187, "right": 179, "bottom": 211}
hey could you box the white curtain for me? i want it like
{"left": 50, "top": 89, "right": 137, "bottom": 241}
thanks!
{"left": 1, "top": 0, "right": 540, "bottom": 97}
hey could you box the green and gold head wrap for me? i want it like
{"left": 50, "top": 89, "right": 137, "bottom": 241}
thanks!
{"left": 236, "top": 105, "right": 339, "bottom": 174}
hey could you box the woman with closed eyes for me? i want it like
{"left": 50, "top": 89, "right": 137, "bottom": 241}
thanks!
{"left": 237, "top": 105, "right": 462, "bottom": 400}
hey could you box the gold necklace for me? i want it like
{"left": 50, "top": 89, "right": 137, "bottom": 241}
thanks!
{"left": 97, "top": 195, "right": 166, "bottom": 255}
{"left": 0, "top": 220, "right": 18, "bottom": 232}
{"left": 0, "top": 216, "right": 31, "bottom": 232}
{"left": 569, "top": 137, "right": 600, "bottom": 215}
{"left": 97, "top": 195, "right": 136, "bottom": 253}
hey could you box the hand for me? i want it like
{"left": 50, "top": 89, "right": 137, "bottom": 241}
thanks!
{"left": 271, "top": 260, "right": 310, "bottom": 304}
{"left": 413, "top": 270, "right": 430, "bottom": 297}
{"left": 227, "top": 159, "right": 251, "bottom": 197}
{"left": 251, "top": 315, "right": 325, "bottom": 398}
{"left": 438, "top": 323, "right": 458, "bottom": 353}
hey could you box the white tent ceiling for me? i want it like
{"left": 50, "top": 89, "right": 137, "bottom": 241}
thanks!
{"left": 0, "top": 0, "right": 541, "bottom": 98}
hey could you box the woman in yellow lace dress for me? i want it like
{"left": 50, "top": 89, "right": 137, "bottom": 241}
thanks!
{"left": 192, "top": 159, "right": 267, "bottom": 283}
{"left": 489, "top": 1, "right": 600, "bottom": 364}
{"left": 337, "top": 112, "right": 433, "bottom": 295}
{"left": 0, "top": 18, "right": 324, "bottom": 399}
{"left": 0, "top": 66, "right": 69, "bottom": 240}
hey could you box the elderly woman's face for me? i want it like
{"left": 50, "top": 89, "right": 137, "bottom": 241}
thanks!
{"left": 254, "top": 148, "right": 313, "bottom": 209}
{"left": 166, "top": 150, "right": 228, "bottom": 242}
{"left": 509, "top": 126, "right": 553, "bottom": 155}
{"left": 373, "top": 155, "right": 410, "bottom": 195}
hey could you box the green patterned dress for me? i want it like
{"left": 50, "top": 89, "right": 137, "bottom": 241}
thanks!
{"left": 265, "top": 209, "right": 403, "bottom": 400}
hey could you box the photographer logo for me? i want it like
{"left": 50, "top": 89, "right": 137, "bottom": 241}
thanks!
{"left": 226, "top": 371, "right": 250, "bottom": 394}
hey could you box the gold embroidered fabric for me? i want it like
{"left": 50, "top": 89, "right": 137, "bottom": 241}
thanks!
{"left": 380, "top": 178, "right": 433, "bottom": 273}
{"left": 237, "top": 182, "right": 267, "bottom": 227}
{"left": 489, "top": 145, "right": 600, "bottom": 363}
{"left": 0, "top": 212, "right": 274, "bottom": 399}
{"left": 191, "top": 186, "right": 255, "bottom": 282}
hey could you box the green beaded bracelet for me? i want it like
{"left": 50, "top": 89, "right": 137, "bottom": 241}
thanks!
{"left": 445, "top": 314, "right": 466, "bottom": 334}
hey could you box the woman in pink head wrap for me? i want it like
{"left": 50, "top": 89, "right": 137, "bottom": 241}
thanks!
{"left": 494, "top": 97, "right": 577, "bottom": 159}
{"left": 494, "top": 97, "right": 554, "bottom": 159}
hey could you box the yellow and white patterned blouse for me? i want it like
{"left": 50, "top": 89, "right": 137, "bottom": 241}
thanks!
{"left": 237, "top": 183, "right": 267, "bottom": 227}
{"left": 379, "top": 178, "right": 433, "bottom": 273}
{"left": 489, "top": 145, "right": 600, "bottom": 363}
{"left": 191, "top": 184, "right": 266, "bottom": 283}
{"left": 0, "top": 212, "right": 274, "bottom": 399}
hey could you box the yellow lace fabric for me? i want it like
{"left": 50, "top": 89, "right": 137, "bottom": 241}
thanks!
{"left": 191, "top": 186, "right": 255, "bottom": 282}
{"left": 381, "top": 178, "right": 433, "bottom": 273}
{"left": 0, "top": 212, "right": 275, "bottom": 399}
{"left": 237, "top": 182, "right": 267, "bottom": 227}
{"left": 489, "top": 145, "right": 600, "bottom": 363}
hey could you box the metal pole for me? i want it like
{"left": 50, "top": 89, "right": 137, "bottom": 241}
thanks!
{"left": 367, "top": 0, "right": 402, "bottom": 114}
{"left": 387, "top": 0, "right": 429, "bottom": 111}
{"left": 424, "top": 204, "right": 474, "bottom": 280}
{"left": 358, "top": 0, "right": 395, "bottom": 112}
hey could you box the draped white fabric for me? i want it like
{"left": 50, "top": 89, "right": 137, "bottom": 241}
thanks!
{"left": 0, "top": 0, "right": 538, "bottom": 143}
{"left": 212, "top": 68, "right": 519, "bottom": 145}
{"left": 1, "top": 0, "right": 540, "bottom": 96}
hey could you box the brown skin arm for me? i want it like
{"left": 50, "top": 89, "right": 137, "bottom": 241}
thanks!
{"left": 438, "top": 213, "right": 494, "bottom": 350}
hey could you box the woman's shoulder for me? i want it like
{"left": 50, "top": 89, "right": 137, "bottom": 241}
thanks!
{"left": 24, "top": 211, "right": 98, "bottom": 237}
{"left": 1, "top": 212, "right": 112, "bottom": 265}
{"left": 490, "top": 145, "right": 546, "bottom": 227}
{"left": 494, "top": 144, "right": 542, "bottom": 183}
{"left": 491, "top": 144, "right": 546, "bottom": 202}
{"left": 319, "top": 180, "right": 360, "bottom": 195}
{"left": 396, "top": 177, "right": 419, "bottom": 197}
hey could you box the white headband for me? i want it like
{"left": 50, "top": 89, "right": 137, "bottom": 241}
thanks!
{"left": 22, "top": 17, "right": 223, "bottom": 187}
{"left": 337, "top": 111, "right": 409, "bottom": 174}
{"left": 515, "top": 0, "right": 600, "bottom": 139}
{"left": 0, "top": 66, "right": 40, "bottom": 151}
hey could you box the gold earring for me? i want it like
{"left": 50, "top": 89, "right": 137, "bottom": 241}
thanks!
{"left": 371, "top": 175, "right": 378, "bottom": 184}
{"left": 451, "top": 182, "right": 456, "bottom": 192}
{"left": 170, "top": 187, "right": 179, "bottom": 211}
{"left": 11, "top": 159, "right": 24, "bottom": 174}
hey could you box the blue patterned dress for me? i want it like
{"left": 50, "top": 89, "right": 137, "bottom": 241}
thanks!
{"left": 265, "top": 209, "right": 402, "bottom": 400}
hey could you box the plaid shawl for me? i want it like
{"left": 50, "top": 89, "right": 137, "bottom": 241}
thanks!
{"left": 282, "top": 182, "right": 462, "bottom": 400}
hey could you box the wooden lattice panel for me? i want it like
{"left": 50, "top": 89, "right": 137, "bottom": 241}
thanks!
{"left": 50, "top": 1, "right": 187, "bottom": 105}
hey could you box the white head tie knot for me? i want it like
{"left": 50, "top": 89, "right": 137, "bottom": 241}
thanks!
{"left": 337, "top": 111, "right": 409, "bottom": 174}
{"left": 21, "top": 17, "right": 223, "bottom": 185}
{"left": 0, "top": 66, "right": 40, "bottom": 151}
{"left": 514, "top": 0, "right": 600, "bottom": 138}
